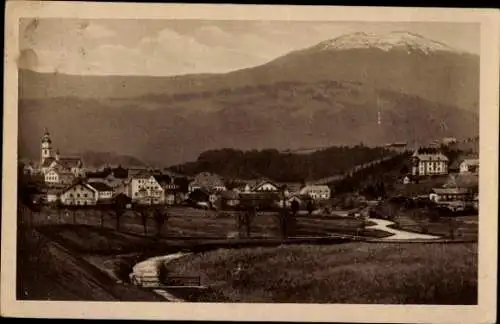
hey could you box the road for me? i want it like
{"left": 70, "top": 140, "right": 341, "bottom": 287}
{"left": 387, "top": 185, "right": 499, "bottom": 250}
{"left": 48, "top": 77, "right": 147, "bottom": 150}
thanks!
{"left": 366, "top": 218, "right": 440, "bottom": 240}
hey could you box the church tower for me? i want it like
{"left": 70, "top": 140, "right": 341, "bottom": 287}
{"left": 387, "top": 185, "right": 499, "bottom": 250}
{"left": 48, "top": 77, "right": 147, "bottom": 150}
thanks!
{"left": 41, "top": 128, "right": 53, "bottom": 165}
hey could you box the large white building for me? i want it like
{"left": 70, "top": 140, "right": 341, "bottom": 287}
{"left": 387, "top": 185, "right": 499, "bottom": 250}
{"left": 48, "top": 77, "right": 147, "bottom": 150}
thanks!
{"left": 125, "top": 171, "right": 165, "bottom": 205}
{"left": 299, "top": 185, "right": 331, "bottom": 200}
{"left": 411, "top": 149, "right": 449, "bottom": 176}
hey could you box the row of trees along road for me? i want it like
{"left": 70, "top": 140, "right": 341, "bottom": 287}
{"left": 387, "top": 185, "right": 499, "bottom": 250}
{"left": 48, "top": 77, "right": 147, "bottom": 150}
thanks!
{"left": 236, "top": 196, "right": 313, "bottom": 239}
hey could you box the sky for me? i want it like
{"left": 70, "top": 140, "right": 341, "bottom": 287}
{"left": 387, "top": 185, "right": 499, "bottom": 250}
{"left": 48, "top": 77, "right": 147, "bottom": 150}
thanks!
{"left": 19, "top": 19, "right": 480, "bottom": 76}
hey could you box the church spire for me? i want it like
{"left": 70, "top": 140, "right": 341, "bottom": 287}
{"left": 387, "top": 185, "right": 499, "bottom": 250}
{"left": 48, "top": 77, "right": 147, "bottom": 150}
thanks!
{"left": 41, "top": 128, "right": 53, "bottom": 166}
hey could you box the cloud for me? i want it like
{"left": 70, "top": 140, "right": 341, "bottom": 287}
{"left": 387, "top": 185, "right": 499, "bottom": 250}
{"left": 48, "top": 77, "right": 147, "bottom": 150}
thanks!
{"left": 19, "top": 19, "right": 479, "bottom": 76}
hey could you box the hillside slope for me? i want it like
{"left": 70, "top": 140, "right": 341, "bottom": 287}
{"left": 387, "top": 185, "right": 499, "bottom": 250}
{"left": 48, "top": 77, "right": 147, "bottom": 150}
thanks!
{"left": 19, "top": 80, "right": 478, "bottom": 166}
{"left": 18, "top": 31, "right": 479, "bottom": 166}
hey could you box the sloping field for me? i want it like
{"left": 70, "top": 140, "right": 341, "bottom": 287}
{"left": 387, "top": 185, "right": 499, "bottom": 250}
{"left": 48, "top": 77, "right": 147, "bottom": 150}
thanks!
{"left": 17, "top": 227, "right": 165, "bottom": 301}
{"left": 165, "top": 242, "right": 478, "bottom": 304}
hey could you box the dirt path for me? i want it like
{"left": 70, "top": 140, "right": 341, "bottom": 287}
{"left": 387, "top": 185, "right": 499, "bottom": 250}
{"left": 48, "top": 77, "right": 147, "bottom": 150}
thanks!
{"left": 129, "top": 252, "right": 190, "bottom": 302}
{"left": 366, "top": 218, "right": 440, "bottom": 240}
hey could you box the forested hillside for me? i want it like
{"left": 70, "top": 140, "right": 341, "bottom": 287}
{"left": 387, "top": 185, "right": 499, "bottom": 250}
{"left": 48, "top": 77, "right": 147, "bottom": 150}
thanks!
{"left": 168, "top": 145, "right": 394, "bottom": 182}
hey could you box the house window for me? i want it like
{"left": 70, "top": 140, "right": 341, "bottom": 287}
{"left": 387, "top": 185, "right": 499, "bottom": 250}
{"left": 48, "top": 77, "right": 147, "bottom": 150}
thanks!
{"left": 84, "top": 193, "right": 88, "bottom": 198}
{"left": 77, "top": 193, "right": 80, "bottom": 198}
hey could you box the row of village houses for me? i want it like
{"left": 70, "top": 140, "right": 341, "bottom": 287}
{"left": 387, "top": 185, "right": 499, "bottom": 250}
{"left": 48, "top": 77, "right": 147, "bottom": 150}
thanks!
{"left": 33, "top": 166, "right": 332, "bottom": 208}
{"left": 29, "top": 155, "right": 479, "bottom": 208}
{"left": 25, "top": 129, "right": 478, "bottom": 208}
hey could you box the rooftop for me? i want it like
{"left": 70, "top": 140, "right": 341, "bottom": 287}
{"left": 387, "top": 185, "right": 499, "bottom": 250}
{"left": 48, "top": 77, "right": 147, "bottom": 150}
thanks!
{"left": 87, "top": 182, "right": 113, "bottom": 192}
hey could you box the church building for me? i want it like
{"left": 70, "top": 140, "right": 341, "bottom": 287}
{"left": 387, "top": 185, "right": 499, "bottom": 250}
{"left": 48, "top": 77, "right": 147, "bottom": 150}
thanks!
{"left": 39, "top": 128, "right": 85, "bottom": 180}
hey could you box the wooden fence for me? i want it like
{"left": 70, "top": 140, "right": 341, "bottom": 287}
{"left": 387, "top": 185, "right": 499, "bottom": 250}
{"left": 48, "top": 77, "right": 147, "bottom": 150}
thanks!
{"left": 137, "top": 275, "right": 202, "bottom": 288}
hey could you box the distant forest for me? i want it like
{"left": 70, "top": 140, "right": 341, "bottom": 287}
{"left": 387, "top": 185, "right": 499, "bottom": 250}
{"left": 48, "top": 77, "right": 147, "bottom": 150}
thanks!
{"left": 168, "top": 145, "right": 394, "bottom": 182}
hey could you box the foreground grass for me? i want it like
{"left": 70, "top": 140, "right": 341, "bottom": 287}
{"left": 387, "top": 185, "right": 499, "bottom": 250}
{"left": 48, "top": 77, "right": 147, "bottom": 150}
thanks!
{"left": 165, "top": 242, "right": 478, "bottom": 304}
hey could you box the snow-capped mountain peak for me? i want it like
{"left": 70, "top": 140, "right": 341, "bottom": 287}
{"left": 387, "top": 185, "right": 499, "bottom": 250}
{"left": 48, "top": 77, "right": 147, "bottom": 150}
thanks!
{"left": 312, "top": 31, "right": 461, "bottom": 54}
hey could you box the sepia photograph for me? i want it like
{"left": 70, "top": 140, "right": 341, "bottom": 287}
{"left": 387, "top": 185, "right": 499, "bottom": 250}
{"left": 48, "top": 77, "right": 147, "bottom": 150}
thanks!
{"left": 2, "top": 2, "right": 499, "bottom": 322}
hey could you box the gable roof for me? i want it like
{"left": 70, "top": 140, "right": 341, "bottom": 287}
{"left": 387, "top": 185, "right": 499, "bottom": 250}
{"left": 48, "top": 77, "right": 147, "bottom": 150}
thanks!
{"left": 61, "top": 182, "right": 95, "bottom": 194}
{"left": 412, "top": 148, "right": 449, "bottom": 161}
{"left": 460, "top": 158, "right": 479, "bottom": 167}
{"left": 414, "top": 153, "right": 449, "bottom": 162}
{"left": 190, "top": 172, "right": 225, "bottom": 188}
{"left": 110, "top": 166, "right": 128, "bottom": 178}
{"left": 130, "top": 170, "right": 154, "bottom": 179}
{"left": 41, "top": 157, "right": 56, "bottom": 168}
{"left": 87, "top": 182, "right": 113, "bottom": 192}
{"left": 239, "top": 191, "right": 280, "bottom": 200}
{"left": 86, "top": 170, "right": 110, "bottom": 178}
{"left": 432, "top": 188, "right": 469, "bottom": 195}
{"left": 57, "top": 157, "right": 83, "bottom": 169}
{"left": 47, "top": 168, "right": 74, "bottom": 177}
{"left": 301, "top": 185, "right": 330, "bottom": 191}
{"left": 250, "top": 178, "right": 280, "bottom": 191}
{"left": 153, "top": 174, "right": 173, "bottom": 184}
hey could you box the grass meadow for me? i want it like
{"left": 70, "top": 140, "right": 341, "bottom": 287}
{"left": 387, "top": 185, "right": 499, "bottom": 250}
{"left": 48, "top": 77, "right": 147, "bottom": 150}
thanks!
{"left": 165, "top": 242, "right": 478, "bottom": 304}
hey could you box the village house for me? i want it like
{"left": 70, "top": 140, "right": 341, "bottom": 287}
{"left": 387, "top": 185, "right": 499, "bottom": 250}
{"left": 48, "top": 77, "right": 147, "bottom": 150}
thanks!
{"left": 45, "top": 188, "right": 63, "bottom": 204}
{"left": 125, "top": 171, "right": 165, "bottom": 205}
{"left": 251, "top": 179, "right": 280, "bottom": 192}
{"left": 429, "top": 173, "right": 478, "bottom": 203}
{"left": 220, "top": 190, "right": 240, "bottom": 208}
{"left": 60, "top": 183, "right": 97, "bottom": 206}
{"left": 299, "top": 185, "right": 331, "bottom": 200}
{"left": 283, "top": 193, "right": 312, "bottom": 208}
{"left": 238, "top": 178, "right": 281, "bottom": 193}
{"left": 410, "top": 148, "right": 449, "bottom": 176}
{"left": 86, "top": 166, "right": 129, "bottom": 188}
{"left": 239, "top": 191, "right": 281, "bottom": 210}
{"left": 44, "top": 168, "right": 75, "bottom": 186}
{"left": 87, "top": 182, "right": 114, "bottom": 202}
{"left": 401, "top": 174, "right": 419, "bottom": 185}
{"left": 22, "top": 162, "right": 37, "bottom": 176}
{"left": 430, "top": 188, "right": 471, "bottom": 203}
{"left": 188, "top": 172, "right": 226, "bottom": 192}
{"left": 459, "top": 158, "right": 479, "bottom": 174}
{"left": 279, "top": 182, "right": 304, "bottom": 197}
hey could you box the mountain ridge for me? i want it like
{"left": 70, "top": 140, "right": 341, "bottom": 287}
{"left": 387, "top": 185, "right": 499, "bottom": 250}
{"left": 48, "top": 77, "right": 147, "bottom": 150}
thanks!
{"left": 306, "top": 31, "right": 464, "bottom": 54}
{"left": 18, "top": 31, "right": 479, "bottom": 167}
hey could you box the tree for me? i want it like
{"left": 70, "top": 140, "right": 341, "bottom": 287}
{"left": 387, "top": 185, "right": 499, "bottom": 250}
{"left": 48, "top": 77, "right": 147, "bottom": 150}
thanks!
{"left": 137, "top": 205, "right": 149, "bottom": 235}
{"left": 290, "top": 200, "right": 300, "bottom": 217}
{"left": 152, "top": 205, "right": 169, "bottom": 238}
{"left": 99, "top": 206, "right": 106, "bottom": 228}
{"left": 276, "top": 208, "right": 297, "bottom": 239}
{"left": 113, "top": 200, "right": 127, "bottom": 232}
{"left": 306, "top": 200, "right": 315, "bottom": 216}
{"left": 237, "top": 202, "right": 257, "bottom": 238}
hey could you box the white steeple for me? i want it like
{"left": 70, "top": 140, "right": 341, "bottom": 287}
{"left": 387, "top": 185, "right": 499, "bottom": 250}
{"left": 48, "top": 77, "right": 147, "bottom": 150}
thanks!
{"left": 41, "top": 128, "right": 53, "bottom": 165}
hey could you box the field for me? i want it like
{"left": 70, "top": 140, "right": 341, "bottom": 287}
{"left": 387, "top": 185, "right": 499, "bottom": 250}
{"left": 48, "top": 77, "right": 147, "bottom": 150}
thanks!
{"left": 24, "top": 206, "right": 393, "bottom": 239}
{"left": 165, "top": 242, "right": 478, "bottom": 304}
{"left": 391, "top": 213, "right": 478, "bottom": 240}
